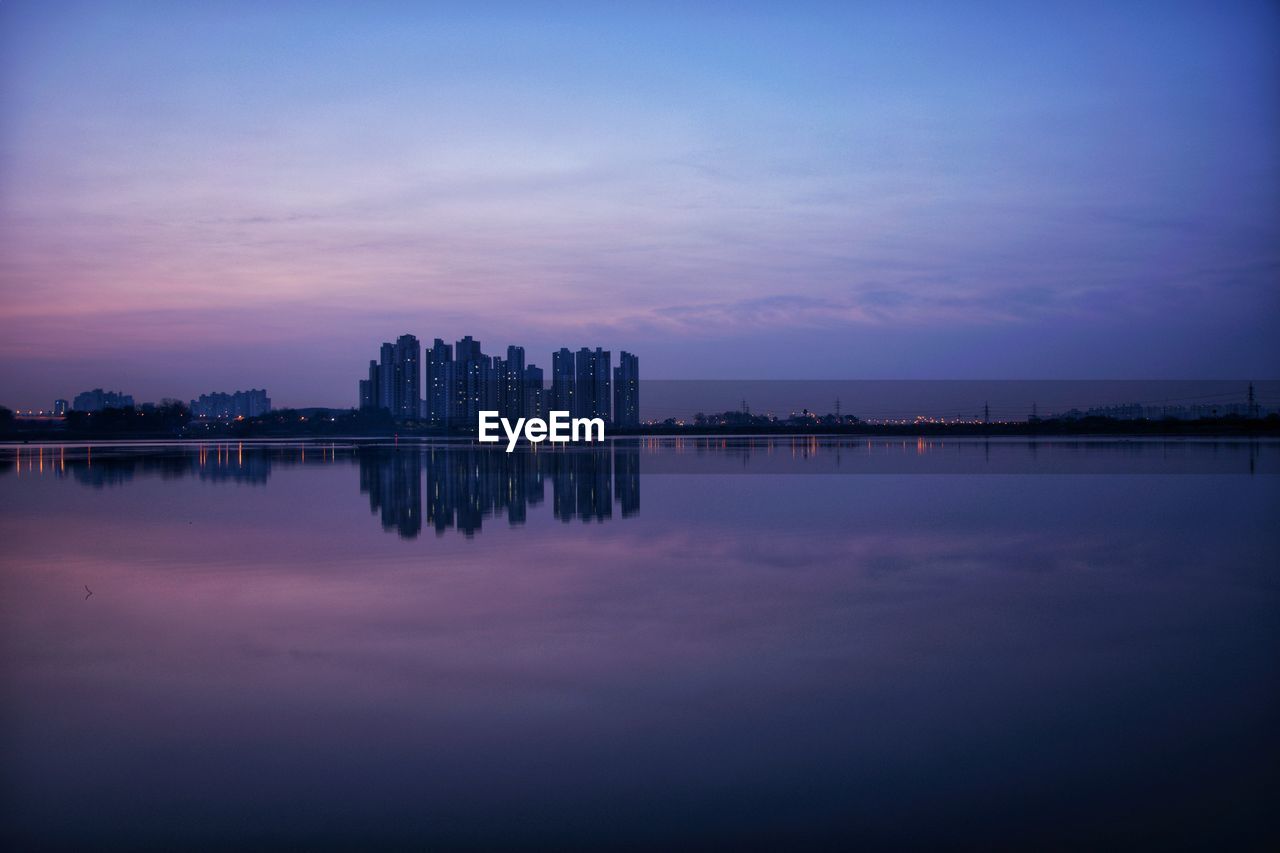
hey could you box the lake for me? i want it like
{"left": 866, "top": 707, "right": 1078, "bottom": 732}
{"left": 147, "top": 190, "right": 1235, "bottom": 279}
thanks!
{"left": 2, "top": 438, "right": 1277, "bottom": 849}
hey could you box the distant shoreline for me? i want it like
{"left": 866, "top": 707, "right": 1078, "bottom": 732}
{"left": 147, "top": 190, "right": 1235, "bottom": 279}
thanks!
{"left": 2, "top": 417, "right": 1277, "bottom": 443}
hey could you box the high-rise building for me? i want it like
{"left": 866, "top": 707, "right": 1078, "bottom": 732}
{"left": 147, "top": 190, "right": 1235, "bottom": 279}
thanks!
{"left": 358, "top": 334, "right": 634, "bottom": 429}
{"left": 190, "top": 389, "right": 272, "bottom": 419}
{"left": 454, "top": 336, "right": 485, "bottom": 425}
{"left": 482, "top": 356, "right": 499, "bottom": 415}
{"left": 493, "top": 356, "right": 505, "bottom": 413}
{"left": 551, "top": 348, "right": 575, "bottom": 413}
{"left": 424, "top": 338, "right": 453, "bottom": 424}
{"left": 72, "top": 388, "right": 135, "bottom": 411}
{"left": 524, "top": 365, "right": 545, "bottom": 419}
{"left": 358, "top": 335, "right": 420, "bottom": 419}
{"left": 613, "top": 351, "right": 639, "bottom": 427}
{"left": 419, "top": 335, "right": 450, "bottom": 422}
{"left": 53, "top": 399, "right": 68, "bottom": 416}
{"left": 378, "top": 342, "right": 396, "bottom": 414}
{"left": 394, "top": 334, "right": 421, "bottom": 420}
{"left": 361, "top": 360, "right": 380, "bottom": 410}
{"left": 575, "top": 347, "right": 611, "bottom": 422}
{"left": 503, "top": 346, "right": 526, "bottom": 419}
{"left": 575, "top": 347, "right": 595, "bottom": 420}
{"left": 593, "top": 348, "right": 612, "bottom": 423}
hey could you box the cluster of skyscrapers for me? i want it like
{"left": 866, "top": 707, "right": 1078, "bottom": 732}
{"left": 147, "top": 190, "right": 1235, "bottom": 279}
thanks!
{"left": 190, "top": 389, "right": 272, "bottom": 419}
{"left": 71, "top": 388, "right": 135, "bottom": 412}
{"left": 359, "top": 334, "right": 639, "bottom": 427}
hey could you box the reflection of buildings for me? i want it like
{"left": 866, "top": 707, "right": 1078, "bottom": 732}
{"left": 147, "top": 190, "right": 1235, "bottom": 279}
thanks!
{"left": 614, "top": 443, "right": 640, "bottom": 516}
{"left": 41, "top": 444, "right": 278, "bottom": 487}
{"left": 548, "top": 447, "right": 612, "bottom": 522}
{"left": 6, "top": 442, "right": 640, "bottom": 539}
{"left": 361, "top": 447, "right": 422, "bottom": 538}
{"left": 2, "top": 443, "right": 348, "bottom": 488}
{"left": 194, "top": 444, "right": 273, "bottom": 483}
{"left": 358, "top": 443, "right": 640, "bottom": 538}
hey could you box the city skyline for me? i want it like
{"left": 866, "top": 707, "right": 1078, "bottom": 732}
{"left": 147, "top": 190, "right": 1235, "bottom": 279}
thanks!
{"left": 2, "top": 2, "right": 1277, "bottom": 411}
{"left": 359, "top": 334, "right": 640, "bottom": 427}
{"left": 11, "top": 375, "right": 1276, "bottom": 427}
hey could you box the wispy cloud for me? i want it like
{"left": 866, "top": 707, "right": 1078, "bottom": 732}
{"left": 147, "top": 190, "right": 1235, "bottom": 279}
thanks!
{"left": 0, "top": 1, "right": 1277, "bottom": 406}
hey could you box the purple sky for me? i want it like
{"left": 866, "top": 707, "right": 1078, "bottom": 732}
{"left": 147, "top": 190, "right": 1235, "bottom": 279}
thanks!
{"left": 1, "top": 1, "right": 1278, "bottom": 409}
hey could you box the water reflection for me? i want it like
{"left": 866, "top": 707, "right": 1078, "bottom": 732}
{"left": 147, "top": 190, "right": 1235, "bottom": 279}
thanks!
{"left": 0, "top": 438, "right": 1276, "bottom": 848}
{"left": 3, "top": 436, "right": 1273, "bottom": 479}
{"left": 359, "top": 445, "right": 638, "bottom": 538}
{"left": 1, "top": 438, "right": 1275, "bottom": 542}
{"left": 0, "top": 441, "right": 643, "bottom": 539}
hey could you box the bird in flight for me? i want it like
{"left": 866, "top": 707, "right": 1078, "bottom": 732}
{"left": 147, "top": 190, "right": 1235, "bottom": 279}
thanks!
{"left": 84, "top": 585, "right": 93, "bottom": 600}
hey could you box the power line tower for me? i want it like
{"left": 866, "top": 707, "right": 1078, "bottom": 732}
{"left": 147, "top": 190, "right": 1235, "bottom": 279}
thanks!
{"left": 835, "top": 398, "right": 841, "bottom": 420}
{"left": 983, "top": 401, "right": 990, "bottom": 424}
{"left": 1248, "top": 382, "right": 1258, "bottom": 419}
{"left": 1030, "top": 402, "right": 1039, "bottom": 423}
{"left": 741, "top": 398, "right": 750, "bottom": 416}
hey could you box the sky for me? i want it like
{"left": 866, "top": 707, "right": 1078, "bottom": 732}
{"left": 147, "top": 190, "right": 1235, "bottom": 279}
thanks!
{"left": 1, "top": 0, "right": 1277, "bottom": 408}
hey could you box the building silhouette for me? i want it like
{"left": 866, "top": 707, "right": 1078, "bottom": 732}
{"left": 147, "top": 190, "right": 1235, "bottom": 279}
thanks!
{"left": 552, "top": 348, "right": 575, "bottom": 413}
{"left": 357, "top": 334, "right": 636, "bottom": 425}
{"left": 72, "top": 388, "right": 135, "bottom": 411}
{"left": 359, "top": 360, "right": 378, "bottom": 411}
{"left": 190, "top": 388, "right": 271, "bottom": 419}
{"left": 454, "top": 335, "right": 487, "bottom": 425}
{"left": 423, "top": 338, "right": 453, "bottom": 424}
{"left": 360, "top": 334, "right": 421, "bottom": 418}
{"left": 613, "top": 351, "right": 639, "bottom": 428}
{"left": 394, "top": 334, "right": 421, "bottom": 420}
{"left": 574, "top": 347, "right": 611, "bottom": 422}
{"left": 525, "top": 364, "right": 545, "bottom": 419}
{"left": 378, "top": 341, "right": 396, "bottom": 413}
{"left": 501, "top": 345, "right": 526, "bottom": 419}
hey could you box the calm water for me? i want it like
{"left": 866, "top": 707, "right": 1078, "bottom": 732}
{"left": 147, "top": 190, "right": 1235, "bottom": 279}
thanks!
{"left": 2, "top": 438, "right": 1277, "bottom": 849}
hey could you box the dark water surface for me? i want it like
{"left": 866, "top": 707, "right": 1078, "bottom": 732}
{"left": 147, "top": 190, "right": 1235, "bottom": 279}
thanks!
{"left": 2, "top": 439, "right": 1277, "bottom": 849}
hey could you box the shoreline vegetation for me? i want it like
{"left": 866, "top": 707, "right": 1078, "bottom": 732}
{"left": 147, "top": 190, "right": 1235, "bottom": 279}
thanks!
{"left": 2, "top": 404, "right": 1278, "bottom": 441}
